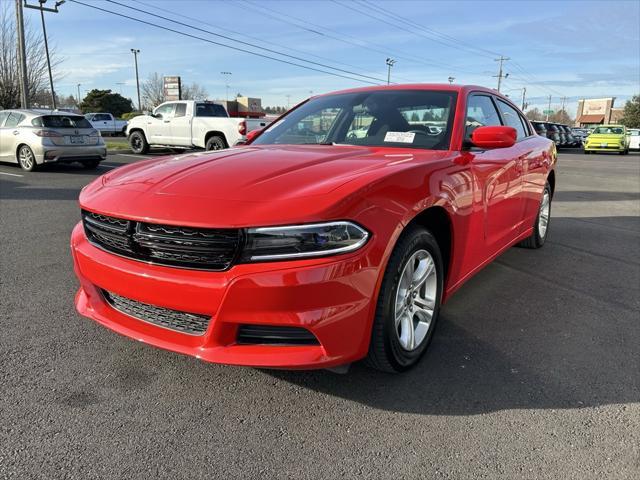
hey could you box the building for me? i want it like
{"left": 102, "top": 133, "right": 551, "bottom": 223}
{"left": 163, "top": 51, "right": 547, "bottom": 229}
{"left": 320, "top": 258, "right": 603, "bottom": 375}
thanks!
{"left": 575, "top": 97, "right": 618, "bottom": 127}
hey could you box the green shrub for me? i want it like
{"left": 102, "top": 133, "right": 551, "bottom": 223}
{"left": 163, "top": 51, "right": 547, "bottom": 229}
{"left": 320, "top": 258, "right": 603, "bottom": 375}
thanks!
{"left": 121, "top": 111, "right": 143, "bottom": 120}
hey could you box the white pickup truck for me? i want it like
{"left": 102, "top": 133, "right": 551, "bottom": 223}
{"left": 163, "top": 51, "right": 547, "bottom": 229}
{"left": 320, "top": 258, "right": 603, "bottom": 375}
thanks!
{"left": 85, "top": 113, "right": 128, "bottom": 136}
{"left": 126, "top": 100, "right": 269, "bottom": 153}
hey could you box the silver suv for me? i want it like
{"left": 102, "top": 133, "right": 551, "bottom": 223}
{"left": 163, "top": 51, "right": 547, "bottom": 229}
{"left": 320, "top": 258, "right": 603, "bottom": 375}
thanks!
{"left": 0, "top": 109, "right": 107, "bottom": 171}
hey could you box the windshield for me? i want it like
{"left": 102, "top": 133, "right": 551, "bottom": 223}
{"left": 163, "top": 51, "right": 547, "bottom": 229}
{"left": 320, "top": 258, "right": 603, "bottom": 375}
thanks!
{"left": 195, "top": 103, "right": 227, "bottom": 117}
{"left": 592, "top": 126, "right": 624, "bottom": 135}
{"left": 33, "top": 115, "right": 93, "bottom": 128}
{"left": 253, "top": 90, "right": 457, "bottom": 150}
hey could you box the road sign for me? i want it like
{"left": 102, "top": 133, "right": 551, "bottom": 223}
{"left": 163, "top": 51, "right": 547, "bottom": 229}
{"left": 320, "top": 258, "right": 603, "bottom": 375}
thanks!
{"left": 543, "top": 109, "right": 554, "bottom": 115}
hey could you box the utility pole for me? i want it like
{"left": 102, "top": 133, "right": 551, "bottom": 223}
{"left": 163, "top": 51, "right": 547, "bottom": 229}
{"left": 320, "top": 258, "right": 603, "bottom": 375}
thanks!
{"left": 76, "top": 83, "right": 81, "bottom": 105}
{"left": 560, "top": 96, "right": 567, "bottom": 112}
{"left": 386, "top": 58, "right": 396, "bottom": 85}
{"left": 494, "top": 56, "right": 510, "bottom": 92}
{"left": 15, "top": 0, "right": 29, "bottom": 108}
{"left": 130, "top": 49, "right": 141, "bottom": 111}
{"left": 521, "top": 87, "right": 527, "bottom": 111}
{"left": 25, "top": 0, "right": 65, "bottom": 109}
{"left": 285, "top": 94, "right": 291, "bottom": 110}
{"left": 546, "top": 95, "right": 552, "bottom": 121}
{"left": 220, "top": 71, "right": 232, "bottom": 103}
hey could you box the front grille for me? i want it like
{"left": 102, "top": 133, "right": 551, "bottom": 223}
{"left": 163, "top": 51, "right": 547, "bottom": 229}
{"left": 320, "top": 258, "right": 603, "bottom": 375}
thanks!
{"left": 102, "top": 290, "right": 211, "bottom": 335}
{"left": 82, "top": 210, "right": 242, "bottom": 270}
{"left": 237, "top": 325, "right": 320, "bottom": 346}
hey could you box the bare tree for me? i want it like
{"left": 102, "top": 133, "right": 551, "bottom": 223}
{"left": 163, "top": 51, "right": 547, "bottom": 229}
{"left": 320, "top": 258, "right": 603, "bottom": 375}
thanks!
{"left": 141, "top": 72, "right": 165, "bottom": 110}
{"left": 182, "top": 82, "right": 208, "bottom": 101}
{"left": 0, "top": 2, "right": 62, "bottom": 108}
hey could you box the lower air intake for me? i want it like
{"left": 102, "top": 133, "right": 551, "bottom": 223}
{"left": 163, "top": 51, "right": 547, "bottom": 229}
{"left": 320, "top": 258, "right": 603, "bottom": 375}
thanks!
{"left": 102, "top": 290, "right": 210, "bottom": 336}
{"left": 236, "top": 325, "right": 319, "bottom": 346}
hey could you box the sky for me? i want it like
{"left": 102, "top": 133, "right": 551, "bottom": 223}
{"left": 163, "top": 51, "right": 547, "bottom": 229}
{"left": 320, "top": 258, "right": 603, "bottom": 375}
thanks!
{"left": 18, "top": 0, "right": 640, "bottom": 115}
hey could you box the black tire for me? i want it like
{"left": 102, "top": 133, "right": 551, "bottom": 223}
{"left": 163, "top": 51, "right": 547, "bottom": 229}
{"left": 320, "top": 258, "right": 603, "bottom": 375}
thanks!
{"left": 583, "top": 150, "right": 589, "bottom": 155}
{"left": 519, "top": 181, "right": 552, "bottom": 249}
{"left": 17, "top": 145, "right": 37, "bottom": 171}
{"left": 129, "top": 131, "right": 149, "bottom": 154}
{"left": 366, "top": 225, "right": 444, "bottom": 373}
{"left": 205, "top": 135, "right": 226, "bottom": 151}
{"left": 81, "top": 159, "right": 101, "bottom": 169}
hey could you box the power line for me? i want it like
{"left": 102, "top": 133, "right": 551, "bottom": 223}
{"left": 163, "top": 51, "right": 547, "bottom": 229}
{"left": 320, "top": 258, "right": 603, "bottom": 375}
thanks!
{"left": 238, "top": 0, "right": 488, "bottom": 77}
{"left": 359, "top": 0, "right": 503, "bottom": 59}
{"left": 67, "top": 0, "right": 381, "bottom": 86}
{"left": 105, "top": 0, "right": 389, "bottom": 84}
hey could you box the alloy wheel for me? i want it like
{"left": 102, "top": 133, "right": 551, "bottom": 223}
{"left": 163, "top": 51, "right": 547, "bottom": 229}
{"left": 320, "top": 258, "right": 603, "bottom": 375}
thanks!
{"left": 19, "top": 147, "right": 34, "bottom": 170}
{"left": 394, "top": 249, "right": 437, "bottom": 351}
{"left": 539, "top": 189, "right": 550, "bottom": 238}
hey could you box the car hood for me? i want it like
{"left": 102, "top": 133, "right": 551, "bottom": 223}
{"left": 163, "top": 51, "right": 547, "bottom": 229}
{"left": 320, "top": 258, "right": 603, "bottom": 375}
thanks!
{"left": 80, "top": 144, "right": 453, "bottom": 227}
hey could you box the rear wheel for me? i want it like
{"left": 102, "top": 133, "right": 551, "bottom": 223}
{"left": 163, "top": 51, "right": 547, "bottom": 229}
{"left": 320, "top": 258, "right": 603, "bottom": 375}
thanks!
{"left": 205, "top": 135, "right": 226, "bottom": 151}
{"left": 366, "top": 225, "right": 443, "bottom": 373}
{"left": 18, "top": 145, "right": 37, "bottom": 171}
{"left": 129, "top": 131, "right": 149, "bottom": 154}
{"left": 519, "top": 182, "right": 551, "bottom": 249}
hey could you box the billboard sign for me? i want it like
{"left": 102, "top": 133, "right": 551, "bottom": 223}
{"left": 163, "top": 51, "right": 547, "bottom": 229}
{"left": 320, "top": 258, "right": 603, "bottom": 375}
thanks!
{"left": 163, "top": 76, "right": 181, "bottom": 101}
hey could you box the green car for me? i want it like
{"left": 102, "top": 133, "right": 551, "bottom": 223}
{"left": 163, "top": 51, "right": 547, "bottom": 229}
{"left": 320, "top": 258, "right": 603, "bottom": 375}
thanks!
{"left": 584, "top": 125, "right": 629, "bottom": 155}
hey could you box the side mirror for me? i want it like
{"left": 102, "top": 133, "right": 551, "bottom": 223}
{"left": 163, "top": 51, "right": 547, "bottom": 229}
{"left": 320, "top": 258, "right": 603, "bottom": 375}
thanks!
{"left": 154, "top": 113, "right": 163, "bottom": 120}
{"left": 245, "top": 128, "right": 263, "bottom": 144}
{"left": 471, "top": 126, "right": 517, "bottom": 149}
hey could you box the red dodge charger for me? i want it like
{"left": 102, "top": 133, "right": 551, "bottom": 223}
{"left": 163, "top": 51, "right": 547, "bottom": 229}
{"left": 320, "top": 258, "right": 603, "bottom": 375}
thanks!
{"left": 71, "top": 84, "right": 556, "bottom": 372}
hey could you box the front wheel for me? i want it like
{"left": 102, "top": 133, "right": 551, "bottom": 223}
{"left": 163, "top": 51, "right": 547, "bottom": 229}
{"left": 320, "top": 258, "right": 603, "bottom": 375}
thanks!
{"left": 519, "top": 182, "right": 551, "bottom": 249}
{"left": 18, "top": 145, "right": 37, "bottom": 171}
{"left": 366, "top": 226, "right": 443, "bottom": 373}
{"left": 129, "top": 131, "right": 149, "bottom": 154}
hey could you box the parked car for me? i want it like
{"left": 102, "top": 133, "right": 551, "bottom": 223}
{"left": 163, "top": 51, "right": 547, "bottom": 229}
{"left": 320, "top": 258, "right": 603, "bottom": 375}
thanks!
{"left": 558, "top": 125, "right": 577, "bottom": 147}
{"left": 571, "top": 127, "right": 589, "bottom": 145}
{"left": 71, "top": 84, "right": 556, "bottom": 373}
{"left": 0, "top": 109, "right": 106, "bottom": 171}
{"left": 627, "top": 128, "right": 640, "bottom": 151}
{"left": 85, "top": 112, "right": 128, "bottom": 136}
{"left": 125, "top": 100, "right": 265, "bottom": 153}
{"left": 583, "top": 124, "right": 629, "bottom": 155}
{"left": 553, "top": 123, "right": 568, "bottom": 148}
{"left": 542, "top": 122, "right": 561, "bottom": 145}
{"left": 530, "top": 121, "right": 547, "bottom": 137}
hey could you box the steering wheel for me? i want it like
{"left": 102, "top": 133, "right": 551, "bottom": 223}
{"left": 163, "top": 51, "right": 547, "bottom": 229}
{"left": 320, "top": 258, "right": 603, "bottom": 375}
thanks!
{"left": 407, "top": 129, "right": 429, "bottom": 137}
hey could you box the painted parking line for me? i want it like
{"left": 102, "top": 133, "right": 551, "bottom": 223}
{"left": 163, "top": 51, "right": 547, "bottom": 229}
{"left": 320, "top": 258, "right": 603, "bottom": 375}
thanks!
{"left": 110, "top": 153, "right": 147, "bottom": 159}
{"left": 0, "top": 171, "right": 24, "bottom": 177}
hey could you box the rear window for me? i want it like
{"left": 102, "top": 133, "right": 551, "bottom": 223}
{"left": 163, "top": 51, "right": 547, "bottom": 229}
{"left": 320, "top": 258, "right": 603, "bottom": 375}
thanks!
{"left": 195, "top": 103, "right": 227, "bottom": 117}
{"left": 33, "top": 115, "right": 93, "bottom": 128}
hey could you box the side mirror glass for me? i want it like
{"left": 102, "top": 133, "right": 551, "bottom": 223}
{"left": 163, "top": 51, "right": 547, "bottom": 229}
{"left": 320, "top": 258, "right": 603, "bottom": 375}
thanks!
{"left": 471, "top": 126, "right": 517, "bottom": 149}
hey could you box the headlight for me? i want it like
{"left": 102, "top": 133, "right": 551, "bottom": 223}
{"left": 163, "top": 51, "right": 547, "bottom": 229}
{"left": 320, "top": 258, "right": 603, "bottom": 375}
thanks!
{"left": 241, "top": 221, "right": 369, "bottom": 261}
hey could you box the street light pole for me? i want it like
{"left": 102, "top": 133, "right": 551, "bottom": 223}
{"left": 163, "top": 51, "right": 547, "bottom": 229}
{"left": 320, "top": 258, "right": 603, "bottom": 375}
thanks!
{"left": 521, "top": 87, "right": 527, "bottom": 111}
{"left": 24, "top": 0, "right": 65, "bottom": 109}
{"left": 15, "top": 0, "right": 29, "bottom": 108}
{"left": 386, "top": 58, "right": 396, "bottom": 85}
{"left": 448, "top": 76, "right": 455, "bottom": 84}
{"left": 76, "top": 83, "right": 81, "bottom": 105}
{"left": 546, "top": 95, "right": 552, "bottom": 121}
{"left": 131, "top": 49, "right": 141, "bottom": 111}
{"left": 220, "top": 71, "right": 232, "bottom": 103}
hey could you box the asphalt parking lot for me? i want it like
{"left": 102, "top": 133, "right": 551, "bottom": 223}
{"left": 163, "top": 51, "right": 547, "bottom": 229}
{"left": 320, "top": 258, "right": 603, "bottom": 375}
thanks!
{"left": 1, "top": 150, "right": 638, "bottom": 479}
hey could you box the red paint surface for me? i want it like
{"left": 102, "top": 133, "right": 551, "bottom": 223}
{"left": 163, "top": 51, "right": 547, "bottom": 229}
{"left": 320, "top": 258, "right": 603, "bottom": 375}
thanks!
{"left": 72, "top": 84, "right": 556, "bottom": 368}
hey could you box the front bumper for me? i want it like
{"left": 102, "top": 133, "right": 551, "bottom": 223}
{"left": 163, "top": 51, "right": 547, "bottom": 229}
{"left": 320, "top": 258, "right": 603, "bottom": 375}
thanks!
{"left": 71, "top": 222, "right": 379, "bottom": 369}
{"left": 33, "top": 143, "right": 107, "bottom": 164}
{"left": 584, "top": 142, "right": 625, "bottom": 153}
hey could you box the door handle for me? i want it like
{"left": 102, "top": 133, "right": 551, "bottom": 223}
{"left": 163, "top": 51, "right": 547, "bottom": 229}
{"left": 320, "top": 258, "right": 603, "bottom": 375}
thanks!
{"left": 163, "top": 120, "right": 170, "bottom": 123}
{"left": 13, "top": 130, "right": 19, "bottom": 135}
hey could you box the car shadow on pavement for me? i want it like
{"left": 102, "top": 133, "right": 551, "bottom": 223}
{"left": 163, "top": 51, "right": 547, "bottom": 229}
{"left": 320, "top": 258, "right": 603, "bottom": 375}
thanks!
{"left": 0, "top": 178, "right": 81, "bottom": 201}
{"left": 265, "top": 215, "right": 639, "bottom": 415}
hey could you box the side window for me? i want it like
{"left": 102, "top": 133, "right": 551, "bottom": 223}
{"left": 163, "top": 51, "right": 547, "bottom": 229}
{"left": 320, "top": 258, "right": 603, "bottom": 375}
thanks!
{"left": 465, "top": 95, "right": 502, "bottom": 139}
{"left": 154, "top": 103, "right": 174, "bottom": 119}
{"left": 0, "top": 111, "right": 9, "bottom": 127}
{"left": 496, "top": 100, "right": 527, "bottom": 140}
{"left": 5, "top": 113, "right": 26, "bottom": 128}
{"left": 174, "top": 103, "right": 187, "bottom": 118}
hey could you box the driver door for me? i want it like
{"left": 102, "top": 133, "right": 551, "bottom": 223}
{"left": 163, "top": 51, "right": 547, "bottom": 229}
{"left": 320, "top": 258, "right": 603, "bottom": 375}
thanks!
{"left": 147, "top": 103, "right": 175, "bottom": 144}
{"left": 466, "top": 94, "right": 525, "bottom": 254}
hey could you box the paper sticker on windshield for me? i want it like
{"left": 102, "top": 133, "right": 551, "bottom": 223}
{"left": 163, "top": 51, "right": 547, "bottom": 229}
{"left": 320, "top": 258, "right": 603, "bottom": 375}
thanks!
{"left": 384, "top": 131, "right": 415, "bottom": 143}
